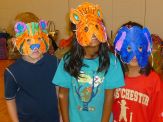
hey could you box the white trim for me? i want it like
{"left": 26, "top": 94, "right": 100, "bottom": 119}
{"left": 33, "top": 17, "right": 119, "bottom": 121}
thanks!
{"left": 5, "top": 68, "right": 17, "bottom": 84}
{"left": 5, "top": 95, "right": 16, "bottom": 100}
{"left": 17, "top": 87, "right": 20, "bottom": 92}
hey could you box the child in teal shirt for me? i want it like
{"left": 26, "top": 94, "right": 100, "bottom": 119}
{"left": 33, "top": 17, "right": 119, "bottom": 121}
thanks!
{"left": 52, "top": 2, "right": 124, "bottom": 122}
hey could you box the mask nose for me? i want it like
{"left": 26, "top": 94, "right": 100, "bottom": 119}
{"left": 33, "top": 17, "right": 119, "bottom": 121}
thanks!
{"left": 30, "top": 44, "right": 40, "bottom": 50}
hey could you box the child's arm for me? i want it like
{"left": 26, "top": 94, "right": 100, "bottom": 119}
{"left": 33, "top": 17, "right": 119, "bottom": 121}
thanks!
{"left": 58, "top": 87, "right": 69, "bottom": 122}
{"left": 150, "top": 79, "right": 161, "bottom": 122}
{"left": 101, "top": 89, "right": 114, "bottom": 122}
{"left": 4, "top": 68, "right": 19, "bottom": 122}
{"left": 6, "top": 99, "right": 19, "bottom": 122}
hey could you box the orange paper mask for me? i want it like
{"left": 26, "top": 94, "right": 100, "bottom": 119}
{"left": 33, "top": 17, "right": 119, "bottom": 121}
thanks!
{"left": 70, "top": 2, "right": 107, "bottom": 46}
{"left": 14, "top": 20, "right": 49, "bottom": 55}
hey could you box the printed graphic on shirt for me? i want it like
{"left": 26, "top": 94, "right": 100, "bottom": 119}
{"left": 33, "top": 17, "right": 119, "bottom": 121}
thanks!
{"left": 161, "top": 112, "right": 163, "bottom": 118}
{"left": 113, "top": 88, "right": 150, "bottom": 122}
{"left": 116, "top": 100, "right": 133, "bottom": 122}
{"left": 119, "top": 100, "right": 129, "bottom": 122}
{"left": 114, "top": 88, "right": 149, "bottom": 106}
{"left": 73, "top": 71, "right": 104, "bottom": 111}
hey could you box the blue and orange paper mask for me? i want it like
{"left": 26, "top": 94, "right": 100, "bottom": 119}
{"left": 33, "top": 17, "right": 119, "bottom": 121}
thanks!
{"left": 14, "top": 20, "right": 49, "bottom": 55}
{"left": 114, "top": 26, "right": 152, "bottom": 68}
{"left": 70, "top": 2, "right": 107, "bottom": 46}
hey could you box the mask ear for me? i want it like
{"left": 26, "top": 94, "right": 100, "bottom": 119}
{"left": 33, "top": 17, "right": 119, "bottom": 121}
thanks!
{"left": 14, "top": 22, "right": 26, "bottom": 34}
{"left": 114, "top": 27, "right": 128, "bottom": 52}
{"left": 70, "top": 9, "right": 81, "bottom": 25}
{"left": 95, "top": 5, "right": 103, "bottom": 20}
{"left": 143, "top": 27, "right": 152, "bottom": 53}
{"left": 39, "top": 20, "right": 48, "bottom": 33}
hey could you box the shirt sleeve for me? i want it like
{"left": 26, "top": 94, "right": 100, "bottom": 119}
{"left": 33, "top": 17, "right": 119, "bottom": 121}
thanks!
{"left": 149, "top": 73, "right": 161, "bottom": 122}
{"left": 158, "top": 82, "right": 163, "bottom": 122}
{"left": 52, "top": 58, "right": 72, "bottom": 88}
{"left": 4, "top": 68, "right": 18, "bottom": 100}
{"left": 104, "top": 54, "right": 125, "bottom": 89}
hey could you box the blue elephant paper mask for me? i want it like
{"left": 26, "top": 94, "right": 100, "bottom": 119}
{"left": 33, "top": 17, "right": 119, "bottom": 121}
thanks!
{"left": 114, "top": 26, "right": 152, "bottom": 68}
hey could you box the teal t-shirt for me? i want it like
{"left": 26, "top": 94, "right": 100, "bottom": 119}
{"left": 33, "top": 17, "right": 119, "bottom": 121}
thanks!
{"left": 52, "top": 53, "right": 124, "bottom": 122}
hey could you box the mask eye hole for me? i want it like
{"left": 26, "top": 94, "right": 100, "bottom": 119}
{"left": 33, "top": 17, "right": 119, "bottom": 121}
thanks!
{"left": 95, "top": 25, "right": 99, "bottom": 30}
{"left": 84, "top": 27, "right": 88, "bottom": 32}
{"left": 138, "top": 46, "right": 143, "bottom": 52}
{"left": 38, "top": 37, "right": 42, "bottom": 41}
{"left": 26, "top": 39, "right": 31, "bottom": 44}
{"left": 127, "top": 46, "right": 132, "bottom": 52}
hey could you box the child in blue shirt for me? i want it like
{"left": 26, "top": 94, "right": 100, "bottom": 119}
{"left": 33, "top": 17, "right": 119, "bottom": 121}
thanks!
{"left": 4, "top": 20, "right": 59, "bottom": 122}
{"left": 52, "top": 2, "right": 124, "bottom": 122}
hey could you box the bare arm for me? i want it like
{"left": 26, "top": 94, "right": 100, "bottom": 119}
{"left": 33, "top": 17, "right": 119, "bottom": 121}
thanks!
{"left": 58, "top": 87, "right": 69, "bottom": 122}
{"left": 6, "top": 99, "right": 19, "bottom": 122}
{"left": 101, "top": 89, "right": 114, "bottom": 122}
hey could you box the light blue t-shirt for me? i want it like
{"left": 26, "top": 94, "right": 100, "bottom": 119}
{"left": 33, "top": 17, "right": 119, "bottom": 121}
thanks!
{"left": 52, "top": 53, "right": 124, "bottom": 122}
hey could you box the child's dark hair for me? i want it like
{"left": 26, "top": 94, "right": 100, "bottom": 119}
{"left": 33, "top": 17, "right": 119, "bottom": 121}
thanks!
{"left": 122, "top": 21, "right": 143, "bottom": 28}
{"left": 139, "top": 62, "right": 153, "bottom": 76}
{"left": 63, "top": 23, "right": 110, "bottom": 79}
{"left": 119, "top": 21, "right": 153, "bottom": 76}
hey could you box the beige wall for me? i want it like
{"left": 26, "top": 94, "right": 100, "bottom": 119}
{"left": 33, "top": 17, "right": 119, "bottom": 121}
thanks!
{"left": 69, "top": 0, "right": 163, "bottom": 39}
{"left": 146, "top": 0, "right": 163, "bottom": 38}
{"left": 0, "top": 0, "right": 163, "bottom": 40}
{"left": 0, "top": 0, "right": 69, "bottom": 41}
{"left": 112, "top": 0, "right": 145, "bottom": 37}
